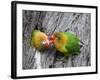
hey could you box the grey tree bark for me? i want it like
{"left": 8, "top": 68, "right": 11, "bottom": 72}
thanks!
{"left": 22, "top": 10, "right": 91, "bottom": 69}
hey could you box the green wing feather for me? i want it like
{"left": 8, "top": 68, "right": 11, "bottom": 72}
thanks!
{"left": 64, "top": 32, "right": 80, "bottom": 54}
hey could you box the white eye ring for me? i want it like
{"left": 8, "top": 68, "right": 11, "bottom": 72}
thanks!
{"left": 42, "top": 41, "right": 46, "bottom": 44}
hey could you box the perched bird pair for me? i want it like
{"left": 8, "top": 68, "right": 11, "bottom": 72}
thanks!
{"left": 31, "top": 29, "right": 81, "bottom": 57}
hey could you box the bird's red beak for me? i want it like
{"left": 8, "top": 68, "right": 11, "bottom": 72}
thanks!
{"left": 49, "top": 34, "right": 55, "bottom": 44}
{"left": 45, "top": 40, "right": 50, "bottom": 48}
{"left": 50, "top": 35, "right": 55, "bottom": 40}
{"left": 44, "top": 34, "right": 56, "bottom": 48}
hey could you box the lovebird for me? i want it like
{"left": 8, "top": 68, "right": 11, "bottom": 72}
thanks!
{"left": 31, "top": 30, "right": 50, "bottom": 51}
{"left": 49, "top": 32, "right": 81, "bottom": 57}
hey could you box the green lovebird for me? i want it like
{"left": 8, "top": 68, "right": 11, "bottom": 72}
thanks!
{"left": 31, "top": 30, "right": 50, "bottom": 51}
{"left": 49, "top": 32, "right": 80, "bottom": 56}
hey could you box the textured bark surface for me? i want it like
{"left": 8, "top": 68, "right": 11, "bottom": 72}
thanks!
{"left": 22, "top": 10, "right": 91, "bottom": 69}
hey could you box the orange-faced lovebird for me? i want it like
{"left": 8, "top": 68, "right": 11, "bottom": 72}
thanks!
{"left": 31, "top": 30, "right": 50, "bottom": 51}
{"left": 49, "top": 32, "right": 80, "bottom": 57}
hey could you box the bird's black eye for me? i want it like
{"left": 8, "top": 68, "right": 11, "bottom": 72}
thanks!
{"left": 57, "top": 36, "right": 60, "bottom": 40}
{"left": 54, "top": 33, "right": 61, "bottom": 41}
{"left": 56, "top": 35, "right": 60, "bottom": 40}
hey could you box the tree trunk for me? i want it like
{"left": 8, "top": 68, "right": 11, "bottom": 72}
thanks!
{"left": 22, "top": 10, "right": 91, "bottom": 69}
